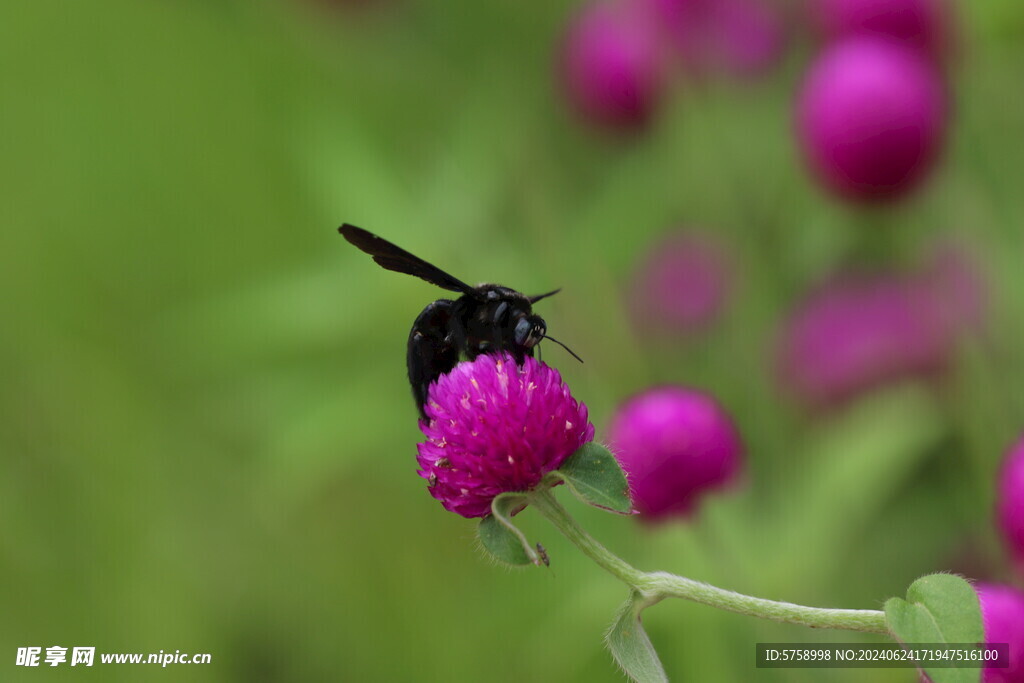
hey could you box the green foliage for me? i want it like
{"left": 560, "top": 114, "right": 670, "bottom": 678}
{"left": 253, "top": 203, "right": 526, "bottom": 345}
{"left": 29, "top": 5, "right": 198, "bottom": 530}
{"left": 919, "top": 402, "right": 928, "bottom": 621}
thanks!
{"left": 556, "top": 443, "right": 633, "bottom": 514}
{"left": 479, "top": 494, "right": 537, "bottom": 567}
{"left": 607, "top": 592, "right": 668, "bottom": 683}
{"left": 1, "top": 1, "right": 1021, "bottom": 682}
{"left": 884, "top": 574, "right": 985, "bottom": 683}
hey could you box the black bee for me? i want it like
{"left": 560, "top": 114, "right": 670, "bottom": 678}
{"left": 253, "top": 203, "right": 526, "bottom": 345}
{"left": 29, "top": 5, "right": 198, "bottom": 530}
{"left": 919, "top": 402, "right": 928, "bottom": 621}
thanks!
{"left": 338, "top": 224, "right": 581, "bottom": 419}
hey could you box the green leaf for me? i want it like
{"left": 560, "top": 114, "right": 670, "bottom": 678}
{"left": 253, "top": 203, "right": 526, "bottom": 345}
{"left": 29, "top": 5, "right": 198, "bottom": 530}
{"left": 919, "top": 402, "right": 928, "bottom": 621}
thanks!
{"left": 556, "top": 442, "right": 632, "bottom": 514}
{"left": 884, "top": 573, "right": 984, "bottom": 683}
{"left": 478, "top": 493, "right": 539, "bottom": 567}
{"left": 606, "top": 591, "right": 668, "bottom": 683}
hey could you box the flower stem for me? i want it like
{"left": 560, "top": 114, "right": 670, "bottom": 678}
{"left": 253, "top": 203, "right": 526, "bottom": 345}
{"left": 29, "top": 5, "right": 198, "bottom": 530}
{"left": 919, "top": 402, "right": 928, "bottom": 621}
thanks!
{"left": 528, "top": 488, "right": 889, "bottom": 635}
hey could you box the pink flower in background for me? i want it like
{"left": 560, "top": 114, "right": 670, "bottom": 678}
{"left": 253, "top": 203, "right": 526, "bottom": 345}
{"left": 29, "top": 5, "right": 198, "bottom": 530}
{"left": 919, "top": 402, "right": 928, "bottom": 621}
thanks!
{"left": 636, "top": 0, "right": 786, "bottom": 77}
{"left": 606, "top": 387, "right": 743, "bottom": 521}
{"left": 776, "top": 243, "right": 987, "bottom": 409}
{"left": 996, "top": 437, "right": 1024, "bottom": 576}
{"left": 813, "top": 0, "right": 952, "bottom": 64}
{"left": 777, "top": 272, "right": 947, "bottom": 407}
{"left": 707, "top": 0, "right": 787, "bottom": 78}
{"left": 629, "top": 230, "right": 733, "bottom": 335}
{"left": 559, "top": 2, "right": 666, "bottom": 129}
{"left": 796, "top": 37, "right": 947, "bottom": 202}
{"left": 976, "top": 584, "right": 1024, "bottom": 683}
{"left": 417, "top": 354, "right": 594, "bottom": 518}
{"left": 635, "top": 0, "right": 710, "bottom": 72}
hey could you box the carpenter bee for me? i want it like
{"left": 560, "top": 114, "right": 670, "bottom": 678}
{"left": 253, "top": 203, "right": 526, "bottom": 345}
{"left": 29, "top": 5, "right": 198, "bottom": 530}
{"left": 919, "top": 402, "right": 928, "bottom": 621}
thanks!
{"left": 338, "top": 224, "right": 581, "bottom": 419}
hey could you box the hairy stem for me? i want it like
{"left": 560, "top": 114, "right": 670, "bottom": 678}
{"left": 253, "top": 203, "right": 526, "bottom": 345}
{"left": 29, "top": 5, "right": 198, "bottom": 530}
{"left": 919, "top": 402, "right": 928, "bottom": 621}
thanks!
{"left": 528, "top": 488, "right": 889, "bottom": 635}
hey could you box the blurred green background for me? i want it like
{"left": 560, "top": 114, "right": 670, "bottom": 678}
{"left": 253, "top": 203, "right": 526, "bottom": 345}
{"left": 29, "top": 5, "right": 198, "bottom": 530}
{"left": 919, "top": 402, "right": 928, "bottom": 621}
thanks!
{"left": 3, "top": 1, "right": 1024, "bottom": 681}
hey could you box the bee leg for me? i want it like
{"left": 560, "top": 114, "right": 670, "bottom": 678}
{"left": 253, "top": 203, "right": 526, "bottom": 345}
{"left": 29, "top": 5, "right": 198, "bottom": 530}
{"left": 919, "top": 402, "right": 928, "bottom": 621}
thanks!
{"left": 508, "top": 345, "right": 533, "bottom": 366}
{"left": 407, "top": 299, "right": 460, "bottom": 420}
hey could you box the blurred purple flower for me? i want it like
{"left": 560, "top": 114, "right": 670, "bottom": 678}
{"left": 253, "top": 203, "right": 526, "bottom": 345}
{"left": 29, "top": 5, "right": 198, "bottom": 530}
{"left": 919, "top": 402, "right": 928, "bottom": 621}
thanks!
{"left": 629, "top": 230, "right": 733, "bottom": 335}
{"left": 417, "top": 354, "right": 594, "bottom": 518}
{"left": 606, "top": 386, "right": 743, "bottom": 521}
{"left": 634, "top": 0, "right": 710, "bottom": 72}
{"left": 997, "top": 437, "right": 1024, "bottom": 576}
{"left": 636, "top": 0, "right": 786, "bottom": 78}
{"left": 976, "top": 583, "right": 1024, "bottom": 683}
{"left": 777, "top": 271, "right": 949, "bottom": 407}
{"left": 813, "top": 0, "right": 952, "bottom": 63}
{"left": 707, "top": 0, "right": 787, "bottom": 78}
{"left": 559, "top": 1, "right": 666, "bottom": 130}
{"left": 796, "top": 37, "right": 947, "bottom": 202}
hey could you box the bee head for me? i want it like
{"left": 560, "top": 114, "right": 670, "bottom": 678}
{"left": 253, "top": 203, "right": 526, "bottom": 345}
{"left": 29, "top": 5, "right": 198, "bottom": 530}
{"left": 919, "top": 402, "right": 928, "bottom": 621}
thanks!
{"left": 514, "top": 315, "right": 546, "bottom": 348}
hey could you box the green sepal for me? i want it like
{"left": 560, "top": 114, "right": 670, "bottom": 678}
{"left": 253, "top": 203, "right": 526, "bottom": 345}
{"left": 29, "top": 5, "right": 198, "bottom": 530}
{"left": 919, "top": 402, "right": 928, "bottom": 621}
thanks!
{"left": 554, "top": 442, "right": 632, "bottom": 514}
{"left": 478, "top": 493, "right": 540, "bottom": 567}
{"left": 884, "top": 573, "right": 984, "bottom": 683}
{"left": 606, "top": 590, "right": 668, "bottom": 683}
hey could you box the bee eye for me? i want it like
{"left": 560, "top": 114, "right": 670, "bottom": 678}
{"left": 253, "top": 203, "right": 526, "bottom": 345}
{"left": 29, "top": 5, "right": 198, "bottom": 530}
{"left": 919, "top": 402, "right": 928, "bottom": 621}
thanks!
{"left": 514, "top": 318, "right": 532, "bottom": 346}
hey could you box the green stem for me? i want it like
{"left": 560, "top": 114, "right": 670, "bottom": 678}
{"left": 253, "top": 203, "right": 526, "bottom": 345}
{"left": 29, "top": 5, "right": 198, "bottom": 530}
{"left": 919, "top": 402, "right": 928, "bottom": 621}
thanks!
{"left": 528, "top": 488, "right": 889, "bottom": 635}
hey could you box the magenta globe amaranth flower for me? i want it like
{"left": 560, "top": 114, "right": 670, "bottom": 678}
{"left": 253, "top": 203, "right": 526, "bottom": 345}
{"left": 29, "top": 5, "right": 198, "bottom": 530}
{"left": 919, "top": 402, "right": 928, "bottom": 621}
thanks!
{"left": 813, "top": 0, "right": 952, "bottom": 63}
{"left": 629, "top": 229, "right": 733, "bottom": 335}
{"left": 777, "top": 244, "right": 987, "bottom": 410}
{"left": 997, "top": 437, "right": 1024, "bottom": 575}
{"left": 796, "top": 37, "right": 946, "bottom": 202}
{"left": 417, "top": 354, "right": 595, "bottom": 518}
{"left": 776, "top": 271, "right": 949, "bottom": 407}
{"left": 559, "top": 1, "right": 666, "bottom": 130}
{"left": 976, "top": 584, "right": 1024, "bottom": 683}
{"left": 606, "top": 387, "right": 743, "bottom": 521}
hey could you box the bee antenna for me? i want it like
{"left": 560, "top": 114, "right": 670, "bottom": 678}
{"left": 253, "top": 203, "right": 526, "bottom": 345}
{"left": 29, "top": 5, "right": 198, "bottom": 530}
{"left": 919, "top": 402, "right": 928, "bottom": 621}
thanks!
{"left": 529, "top": 288, "right": 561, "bottom": 304}
{"left": 542, "top": 334, "right": 583, "bottom": 363}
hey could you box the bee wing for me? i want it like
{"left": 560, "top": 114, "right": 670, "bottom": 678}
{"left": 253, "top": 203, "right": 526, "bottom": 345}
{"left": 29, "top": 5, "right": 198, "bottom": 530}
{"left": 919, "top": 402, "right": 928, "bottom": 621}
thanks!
{"left": 339, "top": 224, "right": 479, "bottom": 297}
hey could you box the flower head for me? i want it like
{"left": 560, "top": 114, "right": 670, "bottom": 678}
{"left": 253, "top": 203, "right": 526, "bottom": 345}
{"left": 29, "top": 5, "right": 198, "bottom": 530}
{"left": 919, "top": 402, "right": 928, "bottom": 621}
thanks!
{"left": 606, "top": 386, "right": 743, "bottom": 521}
{"left": 997, "top": 436, "right": 1024, "bottom": 575}
{"left": 417, "top": 354, "right": 595, "bottom": 518}
{"left": 776, "top": 270, "right": 949, "bottom": 407}
{"left": 812, "top": 0, "right": 952, "bottom": 64}
{"left": 976, "top": 583, "right": 1024, "bottom": 683}
{"left": 629, "top": 229, "right": 733, "bottom": 336}
{"left": 559, "top": 1, "right": 666, "bottom": 130}
{"left": 796, "top": 37, "right": 946, "bottom": 202}
{"left": 776, "top": 243, "right": 988, "bottom": 410}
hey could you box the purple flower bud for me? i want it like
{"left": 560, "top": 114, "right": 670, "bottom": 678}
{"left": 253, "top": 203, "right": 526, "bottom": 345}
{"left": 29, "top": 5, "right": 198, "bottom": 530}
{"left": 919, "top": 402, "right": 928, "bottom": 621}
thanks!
{"left": 606, "top": 387, "right": 744, "bottom": 521}
{"left": 997, "top": 437, "right": 1024, "bottom": 575}
{"left": 776, "top": 271, "right": 950, "bottom": 408}
{"left": 796, "top": 37, "right": 947, "bottom": 202}
{"left": 559, "top": 1, "right": 666, "bottom": 130}
{"left": 813, "top": 0, "right": 952, "bottom": 63}
{"left": 976, "top": 583, "right": 1024, "bottom": 683}
{"left": 628, "top": 230, "right": 733, "bottom": 335}
{"left": 417, "top": 354, "right": 595, "bottom": 518}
